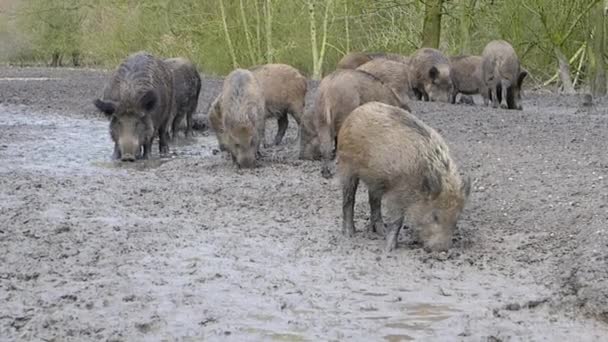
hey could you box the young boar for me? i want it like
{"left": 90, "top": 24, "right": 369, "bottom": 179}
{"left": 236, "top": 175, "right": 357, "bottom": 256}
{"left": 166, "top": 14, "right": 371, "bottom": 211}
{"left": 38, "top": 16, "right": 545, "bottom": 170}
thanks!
{"left": 357, "top": 58, "right": 414, "bottom": 102}
{"left": 164, "top": 57, "right": 202, "bottom": 138}
{"left": 481, "top": 40, "right": 528, "bottom": 110}
{"left": 409, "top": 48, "right": 453, "bottom": 102}
{"left": 210, "top": 69, "right": 265, "bottom": 168}
{"left": 94, "top": 51, "right": 175, "bottom": 161}
{"left": 336, "top": 52, "right": 410, "bottom": 69}
{"left": 298, "top": 69, "right": 410, "bottom": 177}
{"left": 337, "top": 102, "right": 471, "bottom": 252}
{"left": 448, "top": 55, "right": 484, "bottom": 104}
{"left": 250, "top": 64, "right": 307, "bottom": 145}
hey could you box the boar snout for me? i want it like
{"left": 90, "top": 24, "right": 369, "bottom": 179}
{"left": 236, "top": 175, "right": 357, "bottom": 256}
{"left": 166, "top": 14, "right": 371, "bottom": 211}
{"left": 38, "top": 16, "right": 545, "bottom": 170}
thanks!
{"left": 423, "top": 237, "right": 453, "bottom": 253}
{"left": 118, "top": 137, "right": 141, "bottom": 162}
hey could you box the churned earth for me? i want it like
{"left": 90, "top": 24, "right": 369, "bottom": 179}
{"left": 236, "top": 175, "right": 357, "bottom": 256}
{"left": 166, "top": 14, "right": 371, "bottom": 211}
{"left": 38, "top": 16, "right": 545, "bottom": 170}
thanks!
{"left": 0, "top": 66, "right": 607, "bottom": 341}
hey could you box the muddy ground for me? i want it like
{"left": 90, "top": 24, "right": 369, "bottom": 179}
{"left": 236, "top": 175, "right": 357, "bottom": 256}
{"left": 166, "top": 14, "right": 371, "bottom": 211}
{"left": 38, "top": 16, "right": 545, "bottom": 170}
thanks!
{"left": 0, "top": 66, "right": 607, "bottom": 341}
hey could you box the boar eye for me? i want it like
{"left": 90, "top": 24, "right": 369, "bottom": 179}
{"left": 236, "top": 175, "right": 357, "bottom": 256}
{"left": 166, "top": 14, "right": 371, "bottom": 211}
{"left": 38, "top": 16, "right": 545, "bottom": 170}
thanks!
{"left": 432, "top": 211, "right": 440, "bottom": 222}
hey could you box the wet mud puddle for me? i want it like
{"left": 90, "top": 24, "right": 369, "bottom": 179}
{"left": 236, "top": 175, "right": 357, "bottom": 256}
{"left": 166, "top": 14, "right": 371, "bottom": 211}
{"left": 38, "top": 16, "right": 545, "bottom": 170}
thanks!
{"left": 0, "top": 104, "right": 216, "bottom": 176}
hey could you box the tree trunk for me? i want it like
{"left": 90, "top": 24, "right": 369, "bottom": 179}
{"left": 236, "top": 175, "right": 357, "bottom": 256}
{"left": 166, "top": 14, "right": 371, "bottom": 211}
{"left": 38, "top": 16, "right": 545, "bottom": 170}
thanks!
{"left": 218, "top": 0, "right": 238, "bottom": 68}
{"left": 555, "top": 47, "right": 576, "bottom": 94}
{"left": 589, "top": 2, "right": 607, "bottom": 97}
{"left": 421, "top": 0, "right": 443, "bottom": 48}
{"left": 459, "top": 0, "right": 476, "bottom": 54}
{"left": 264, "top": 0, "right": 273, "bottom": 63}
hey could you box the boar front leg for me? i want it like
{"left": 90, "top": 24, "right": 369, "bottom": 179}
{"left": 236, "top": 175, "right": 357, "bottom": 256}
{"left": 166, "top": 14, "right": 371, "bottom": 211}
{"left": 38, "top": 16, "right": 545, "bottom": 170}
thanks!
{"left": 158, "top": 128, "right": 170, "bottom": 155}
{"left": 385, "top": 216, "right": 405, "bottom": 252}
{"left": 112, "top": 143, "right": 121, "bottom": 160}
{"left": 273, "top": 113, "right": 289, "bottom": 146}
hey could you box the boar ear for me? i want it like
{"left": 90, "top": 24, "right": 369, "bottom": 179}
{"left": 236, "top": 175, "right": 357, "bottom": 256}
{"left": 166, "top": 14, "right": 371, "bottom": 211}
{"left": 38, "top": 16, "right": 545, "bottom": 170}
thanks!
{"left": 429, "top": 66, "right": 439, "bottom": 81}
{"left": 461, "top": 175, "right": 472, "bottom": 198}
{"left": 517, "top": 69, "right": 528, "bottom": 88}
{"left": 94, "top": 99, "right": 116, "bottom": 117}
{"left": 422, "top": 170, "right": 443, "bottom": 199}
{"left": 140, "top": 90, "right": 157, "bottom": 112}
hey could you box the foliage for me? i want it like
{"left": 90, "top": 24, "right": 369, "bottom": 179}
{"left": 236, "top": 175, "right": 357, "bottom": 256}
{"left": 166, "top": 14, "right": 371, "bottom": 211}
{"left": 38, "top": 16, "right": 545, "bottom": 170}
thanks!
{"left": 1, "top": 0, "right": 605, "bottom": 91}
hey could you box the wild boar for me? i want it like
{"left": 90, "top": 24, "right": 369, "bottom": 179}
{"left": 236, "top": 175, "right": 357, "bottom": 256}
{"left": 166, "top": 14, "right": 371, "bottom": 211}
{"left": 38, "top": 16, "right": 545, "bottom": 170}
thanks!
{"left": 448, "top": 55, "right": 484, "bottom": 104}
{"left": 357, "top": 58, "right": 414, "bottom": 102}
{"left": 409, "top": 48, "right": 453, "bottom": 102}
{"left": 94, "top": 51, "right": 175, "bottom": 161}
{"left": 337, "top": 101, "right": 471, "bottom": 252}
{"left": 336, "top": 52, "right": 410, "bottom": 69}
{"left": 164, "top": 57, "right": 202, "bottom": 138}
{"left": 212, "top": 69, "right": 265, "bottom": 168}
{"left": 299, "top": 69, "right": 410, "bottom": 177}
{"left": 250, "top": 63, "right": 307, "bottom": 145}
{"left": 481, "top": 40, "right": 528, "bottom": 110}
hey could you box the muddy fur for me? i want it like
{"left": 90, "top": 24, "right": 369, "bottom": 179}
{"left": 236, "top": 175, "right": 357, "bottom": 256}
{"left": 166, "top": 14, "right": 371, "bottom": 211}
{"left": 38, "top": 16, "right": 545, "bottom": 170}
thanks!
{"left": 164, "top": 57, "right": 201, "bottom": 138}
{"left": 213, "top": 69, "right": 266, "bottom": 168}
{"left": 481, "top": 40, "right": 528, "bottom": 110}
{"left": 94, "top": 51, "right": 175, "bottom": 161}
{"left": 357, "top": 58, "right": 414, "bottom": 103}
{"left": 449, "top": 55, "right": 484, "bottom": 104}
{"left": 338, "top": 102, "right": 470, "bottom": 252}
{"left": 250, "top": 64, "right": 307, "bottom": 145}
{"left": 336, "top": 52, "right": 410, "bottom": 70}
{"left": 298, "top": 69, "right": 410, "bottom": 178}
{"left": 409, "top": 48, "right": 453, "bottom": 102}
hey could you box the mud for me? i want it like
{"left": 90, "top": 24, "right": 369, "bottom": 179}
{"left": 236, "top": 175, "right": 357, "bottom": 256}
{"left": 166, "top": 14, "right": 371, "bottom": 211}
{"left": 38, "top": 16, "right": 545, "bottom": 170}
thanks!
{"left": 0, "top": 66, "right": 607, "bottom": 341}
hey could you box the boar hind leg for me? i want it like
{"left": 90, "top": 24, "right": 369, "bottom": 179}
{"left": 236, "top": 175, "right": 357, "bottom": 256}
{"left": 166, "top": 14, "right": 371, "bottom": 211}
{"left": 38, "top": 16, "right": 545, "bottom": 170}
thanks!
{"left": 341, "top": 171, "right": 359, "bottom": 237}
{"left": 158, "top": 128, "right": 170, "bottom": 155}
{"left": 367, "top": 187, "right": 385, "bottom": 235}
{"left": 274, "top": 113, "right": 289, "bottom": 145}
{"left": 385, "top": 216, "right": 405, "bottom": 252}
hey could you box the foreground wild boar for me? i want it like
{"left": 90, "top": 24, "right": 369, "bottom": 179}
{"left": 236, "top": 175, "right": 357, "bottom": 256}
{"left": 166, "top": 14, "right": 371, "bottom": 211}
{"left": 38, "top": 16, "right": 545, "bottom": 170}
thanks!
{"left": 336, "top": 52, "right": 409, "bottom": 69}
{"left": 299, "top": 69, "right": 410, "bottom": 177}
{"left": 409, "top": 48, "right": 453, "bottom": 102}
{"left": 208, "top": 69, "right": 265, "bottom": 168}
{"left": 94, "top": 51, "right": 174, "bottom": 161}
{"left": 250, "top": 64, "right": 307, "bottom": 145}
{"left": 448, "top": 55, "right": 484, "bottom": 104}
{"left": 164, "top": 57, "right": 202, "bottom": 138}
{"left": 481, "top": 40, "right": 528, "bottom": 110}
{"left": 357, "top": 58, "right": 414, "bottom": 102}
{"left": 338, "top": 102, "right": 471, "bottom": 252}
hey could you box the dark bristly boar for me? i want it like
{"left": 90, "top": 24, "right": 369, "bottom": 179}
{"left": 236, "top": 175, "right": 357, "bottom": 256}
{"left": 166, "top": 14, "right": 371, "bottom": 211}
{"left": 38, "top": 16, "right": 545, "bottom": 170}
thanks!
{"left": 409, "top": 48, "right": 453, "bottom": 102}
{"left": 338, "top": 102, "right": 471, "bottom": 252}
{"left": 210, "top": 69, "right": 265, "bottom": 168}
{"left": 357, "top": 58, "right": 414, "bottom": 102}
{"left": 448, "top": 55, "right": 484, "bottom": 104}
{"left": 481, "top": 40, "right": 528, "bottom": 110}
{"left": 336, "top": 52, "right": 410, "bottom": 69}
{"left": 164, "top": 57, "right": 202, "bottom": 138}
{"left": 298, "top": 69, "right": 410, "bottom": 178}
{"left": 250, "top": 63, "right": 307, "bottom": 145}
{"left": 94, "top": 51, "right": 175, "bottom": 162}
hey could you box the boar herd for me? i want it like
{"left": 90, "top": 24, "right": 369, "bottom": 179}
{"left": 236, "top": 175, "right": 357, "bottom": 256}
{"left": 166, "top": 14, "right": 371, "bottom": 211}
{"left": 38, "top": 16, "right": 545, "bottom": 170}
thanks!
{"left": 93, "top": 40, "right": 524, "bottom": 252}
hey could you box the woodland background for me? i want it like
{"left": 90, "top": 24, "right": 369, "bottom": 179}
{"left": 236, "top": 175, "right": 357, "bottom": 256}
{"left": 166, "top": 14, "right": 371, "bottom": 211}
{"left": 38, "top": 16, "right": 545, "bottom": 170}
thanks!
{"left": 0, "top": 0, "right": 606, "bottom": 95}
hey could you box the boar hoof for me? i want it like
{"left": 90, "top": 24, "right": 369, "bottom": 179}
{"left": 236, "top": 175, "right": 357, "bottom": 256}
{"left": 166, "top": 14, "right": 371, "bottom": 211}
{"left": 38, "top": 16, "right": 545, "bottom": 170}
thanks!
{"left": 321, "top": 166, "right": 333, "bottom": 179}
{"left": 500, "top": 103, "right": 508, "bottom": 110}
{"left": 367, "top": 221, "right": 386, "bottom": 235}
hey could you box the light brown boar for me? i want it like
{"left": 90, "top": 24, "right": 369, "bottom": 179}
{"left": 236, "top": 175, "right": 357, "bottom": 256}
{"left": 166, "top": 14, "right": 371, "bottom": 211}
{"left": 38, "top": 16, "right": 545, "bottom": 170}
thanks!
{"left": 337, "top": 102, "right": 471, "bottom": 252}
{"left": 336, "top": 52, "right": 410, "bottom": 69}
{"left": 209, "top": 69, "right": 265, "bottom": 168}
{"left": 448, "top": 55, "right": 484, "bottom": 104}
{"left": 94, "top": 51, "right": 175, "bottom": 161}
{"left": 250, "top": 63, "right": 307, "bottom": 145}
{"left": 481, "top": 40, "right": 528, "bottom": 110}
{"left": 298, "top": 69, "right": 410, "bottom": 177}
{"left": 409, "top": 48, "right": 453, "bottom": 102}
{"left": 357, "top": 58, "right": 414, "bottom": 102}
{"left": 164, "top": 57, "right": 202, "bottom": 138}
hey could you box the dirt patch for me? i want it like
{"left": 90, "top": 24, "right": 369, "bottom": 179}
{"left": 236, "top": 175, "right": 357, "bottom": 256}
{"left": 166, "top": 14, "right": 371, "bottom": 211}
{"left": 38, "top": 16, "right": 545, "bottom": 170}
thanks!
{"left": 0, "top": 66, "right": 607, "bottom": 340}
